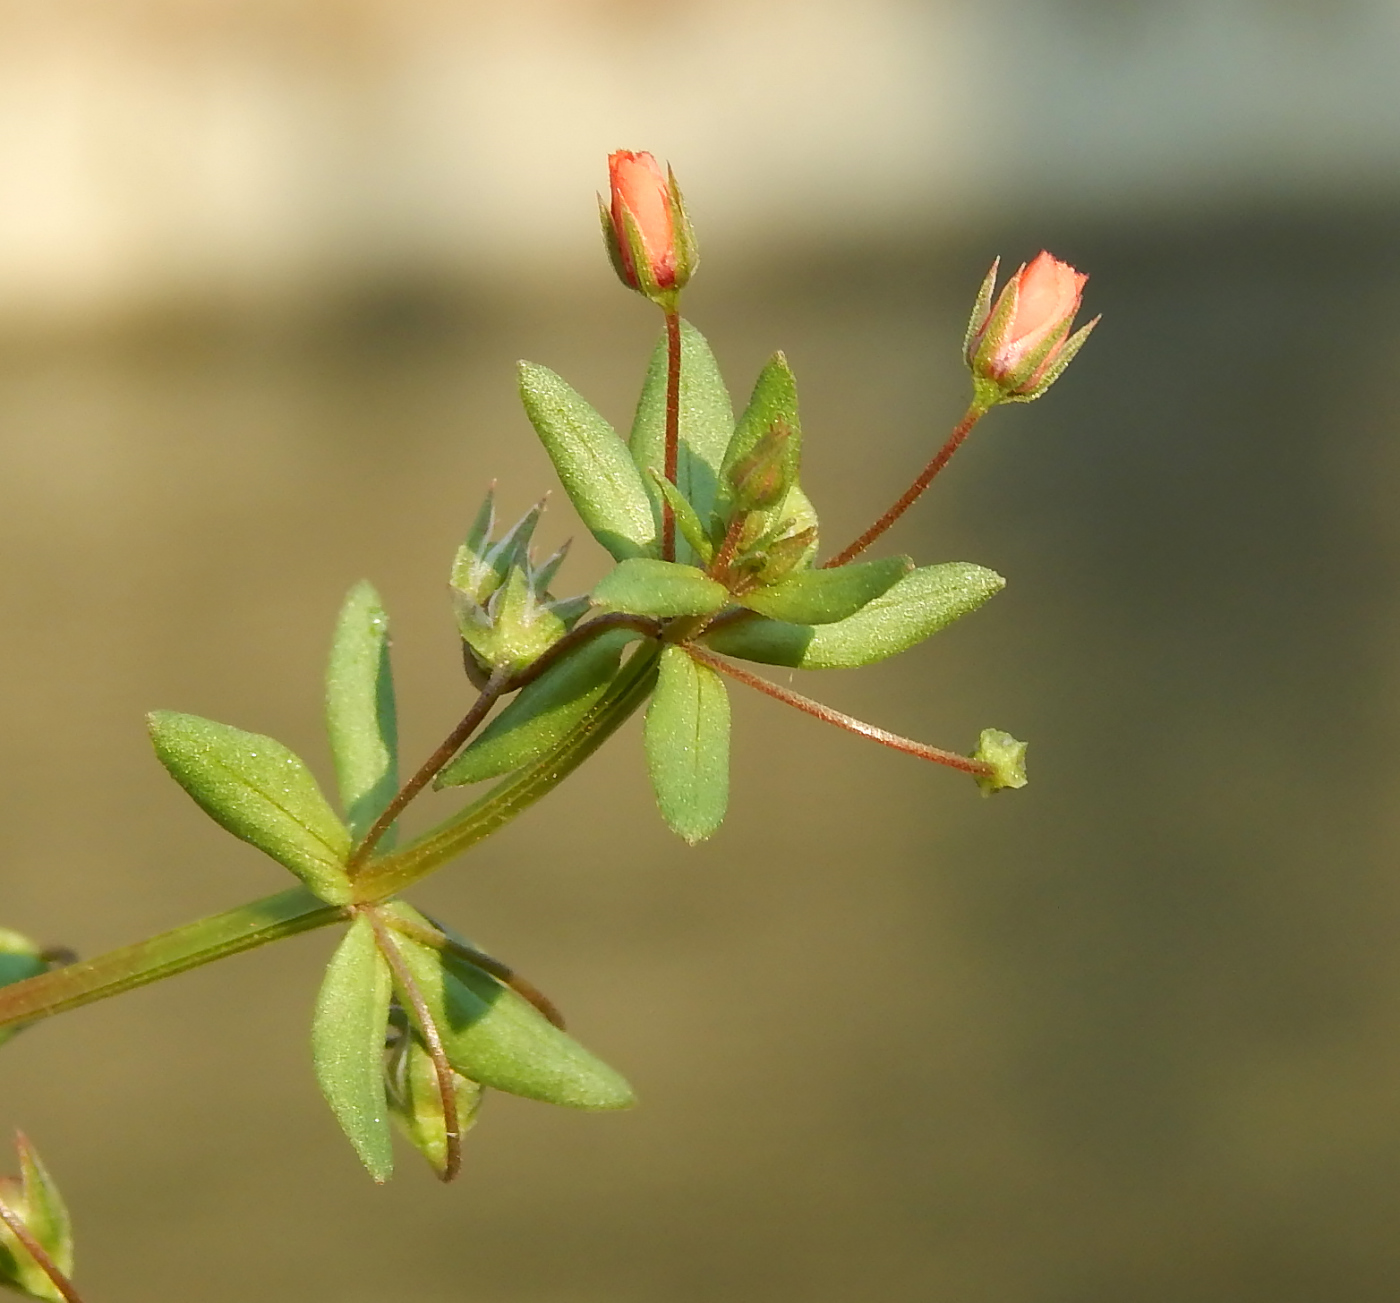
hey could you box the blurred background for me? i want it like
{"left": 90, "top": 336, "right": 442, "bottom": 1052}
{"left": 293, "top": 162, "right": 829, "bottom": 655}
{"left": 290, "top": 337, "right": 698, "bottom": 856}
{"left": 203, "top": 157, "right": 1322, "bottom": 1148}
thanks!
{"left": 3, "top": 0, "right": 1400, "bottom": 1299}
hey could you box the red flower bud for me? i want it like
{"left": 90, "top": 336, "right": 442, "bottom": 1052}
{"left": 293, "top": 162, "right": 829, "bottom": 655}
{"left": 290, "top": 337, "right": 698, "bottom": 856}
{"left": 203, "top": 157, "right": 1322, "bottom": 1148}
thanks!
{"left": 601, "top": 150, "right": 696, "bottom": 304}
{"left": 965, "top": 251, "right": 1097, "bottom": 404}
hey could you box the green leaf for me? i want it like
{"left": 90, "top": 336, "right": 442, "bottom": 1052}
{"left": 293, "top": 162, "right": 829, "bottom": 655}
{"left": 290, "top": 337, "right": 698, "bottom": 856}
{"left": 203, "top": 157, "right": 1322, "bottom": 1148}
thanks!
{"left": 703, "top": 562, "right": 1005, "bottom": 668}
{"left": 311, "top": 914, "right": 395, "bottom": 1182}
{"left": 629, "top": 319, "right": 734, "bottom": 562}
{"left": 0, "top": 930, "right": 46, "bottom": 1051}
{"left": 645, "top": 468, "right": 714, "bottom": 564}
{"left": 325, "top": 581, "right": 399, "bottom": 845}
{"left": 591, "top": 558, "right": 728, "bottom": 620}
{"left": 643, "top": 645, "right": 730, "bottom": 844}
{"left": 380, "top": 903, "right": 636, "bottom": 1110}
{"left": 148, "top": 711, "right": 353, "bottom": 906}
{"left": 437, "top": 627, "right": 643, "bottom": 788}
{"left": 385, "top": 1027, "right": 484, "bottom": 1179}
{"left": 518, "top": 362, "right": 656, "bottom": 561}
{"left": 739, "top": 556, "right": 910, "bottom": 625}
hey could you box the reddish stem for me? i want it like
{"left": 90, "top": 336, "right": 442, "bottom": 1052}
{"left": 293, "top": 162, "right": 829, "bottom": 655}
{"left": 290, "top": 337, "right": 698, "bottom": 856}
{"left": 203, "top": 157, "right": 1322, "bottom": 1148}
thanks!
{"left": 825, "top": 404, "right": 985, "bottom": 568}
{"left": 662, "top": 309, "right": 682, "bottom": 561}
{"left": 382, "top": 912, "right": 567, "bottom": 1031}
{"left": 366, "top": 910, "right": 463, "bottom": 1183}
{"left": 0, "top": 1196, "right": 85, "bottom": 1303}
{"left": 687, "top": 646, "right": 993, "bottom": 778}
{"left": 348, "top": 666, "right": 513, "bottom": 871}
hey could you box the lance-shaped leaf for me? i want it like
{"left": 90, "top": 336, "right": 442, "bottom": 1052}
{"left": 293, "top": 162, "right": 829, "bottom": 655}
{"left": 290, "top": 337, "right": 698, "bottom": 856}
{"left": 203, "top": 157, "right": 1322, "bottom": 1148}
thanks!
{"left": 311, "top": 914, "right": 395, "bottom": 1182}
{"left": 739, "top": 555, "right": 910, "bottom": 625}
{"left": 0, "top": 1135, "right": 73, "bottom": 1302}
{"left": 591, "top": 558, "right": 728, "bottom": 620}
{"left": 704, "top": 562, "right": 1005, "bottom": 668}
{"left": 644, "top": 645, "right": 730, "bottom": 844}
{"left": 0, "top": 932, "right": 47, "bottom": 1052}
{"left": 385, "top": 1025, "right": 484, "bottom": 1179}
{"left": 437, "top": 627, "right": 643, "bottom": 788}
{"left": 645, "top": 468, "right": 713, "bottom": 564}
{"left": 325, "top": 581, "right": 399, "bottom": 845}
{"left": 629, "top": 320, "right": 734, "bottom": 561}
{"left": 518, "top": 363, "right": 656, "bottom": 561}
{"left": 148, "top": 711, "right": 353, "bottom": 905}
{"left": 379, "top": 903, "right": 635, "bottom": 1110}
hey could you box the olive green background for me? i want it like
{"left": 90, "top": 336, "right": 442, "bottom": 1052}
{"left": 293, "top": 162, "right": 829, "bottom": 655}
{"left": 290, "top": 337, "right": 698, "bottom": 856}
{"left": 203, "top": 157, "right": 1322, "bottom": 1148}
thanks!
{"left": 1, "top": 197, "right": 1399, "bottom": 1302}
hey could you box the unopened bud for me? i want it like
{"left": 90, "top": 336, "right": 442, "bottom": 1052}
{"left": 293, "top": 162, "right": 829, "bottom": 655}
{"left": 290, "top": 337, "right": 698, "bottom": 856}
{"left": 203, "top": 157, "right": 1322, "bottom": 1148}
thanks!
{"left": 601, "top": 151, "right": 697, "bottom": 306}
{"left": 0, "top": 1133, "right": 73, "bottom": 1301}
{"left": 972, "top": 728, "right": 1028, "bottom": 794}
{"left": 727, "top": 421, "right": 794, "bottom": 512}
{"left": 965, "top": 252, "right": 1097, "bottom": 406}
{"left": 385, "top": 1021, "right": 483, "bottom": 1179}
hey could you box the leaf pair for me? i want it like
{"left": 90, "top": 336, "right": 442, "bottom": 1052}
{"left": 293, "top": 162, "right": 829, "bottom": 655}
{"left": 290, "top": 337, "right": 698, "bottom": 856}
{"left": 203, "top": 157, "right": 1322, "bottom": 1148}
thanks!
{"left": 148, "top": 581, "right": 402, "bottom": 903}
{"left": 312, "top": 904, "right": 635, "bottom": 1182}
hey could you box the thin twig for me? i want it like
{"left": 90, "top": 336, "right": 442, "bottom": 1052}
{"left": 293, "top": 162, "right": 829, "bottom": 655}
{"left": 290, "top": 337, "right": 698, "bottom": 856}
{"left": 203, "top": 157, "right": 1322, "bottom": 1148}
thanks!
{"left": 0, "top": 1196, "right": 85, "bottom": 1303}
{"left": 382, "top": 913, "right": 567, "bottom": 1031}
{"left": 365, "top": 910, "right": 462, "bottom": 1183}
{"left": 825, "top": 404, "right": 985, "bottom": 569}
{"left": 707, "top": 511, "right": 748, "bottom": 582}
{"left": 662, "top": 309, "right": 682, "bottom": 562}
{"left": 687, "top": 646, "right": 993, "bottom": 778}
{"left": 347, "top": 666, "right": 513, "bottom": 871}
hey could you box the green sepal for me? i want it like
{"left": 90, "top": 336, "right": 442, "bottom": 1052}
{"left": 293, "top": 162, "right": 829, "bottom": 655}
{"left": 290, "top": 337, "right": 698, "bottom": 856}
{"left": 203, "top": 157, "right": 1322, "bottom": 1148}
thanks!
{"left": 385, "top": 1022, "right": 484, "bottom": 1178}
{"left": 379, "top": 903, "right": 635, "bottom": 1110}
{"left": 739, "top": 556, "right": 910, "bottom": 626}
{"left": 437, "top": 628, "right": 644, "bottom": 788}
{"left": 973, "top": 729, "right": 1028, "bottom": 794}
{"left": 517, "top": 362, "right": 656, "bottom": 561}
{"left": 629, "top": 320, "right": 733, "bottom": 562}
{"left": 0, "top": 1135, "right": 73, "bottom": 1302}
{"left": 591, "top": 558, "right": 728, "bottom": 620}
{"left": 148, "top": 711, "right": 353, "bottom": 905}
{"left": 0, "top": 931, "right": 47, "bottom": 1051}
{"left": 311, "top": 914, "right": 395, "bottom": 1182}
{"left": 643, "top": 645, "right": 730, "bottom": 845}
{"left": 325, "top": 582, "right": 399, "bottom": 845}
{"left": 703, "top": 562, "right": 1005, "bottom": 669}
{"left": 722, "top": 352, "right": 801, "bottom": 487}
{"left": 645, "top": 468, "right": 714, "bottom": 564}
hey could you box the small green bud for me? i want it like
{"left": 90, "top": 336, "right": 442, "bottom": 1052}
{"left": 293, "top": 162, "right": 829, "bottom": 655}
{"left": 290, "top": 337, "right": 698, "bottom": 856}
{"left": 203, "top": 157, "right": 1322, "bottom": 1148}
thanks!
{"left": 972, "top": 729, "right": 1028, "bottom": 794}
{"left": 385, "top": 1015, "right": 484, "bottom": 1179}
{"left": 0, "top": 1134, "right": 74, "bottom": 1303}
{"left": 750, "top": 525, "right": 818, "bottom": 585}
{"left": 451, "top": 496, "right": 588, "bottom": 675}
{"left": 726, "top": 421, "right": 794, "bottom": 512}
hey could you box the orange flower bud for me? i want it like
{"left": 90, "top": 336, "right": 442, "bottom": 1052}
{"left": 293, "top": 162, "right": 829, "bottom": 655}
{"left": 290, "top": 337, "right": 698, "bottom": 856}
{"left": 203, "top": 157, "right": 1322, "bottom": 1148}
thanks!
{"left": 965, "top": 251, "right": 1097, "bottom": 404}
{"left": 600, "top": 150, "right": 696, "bottom": 304}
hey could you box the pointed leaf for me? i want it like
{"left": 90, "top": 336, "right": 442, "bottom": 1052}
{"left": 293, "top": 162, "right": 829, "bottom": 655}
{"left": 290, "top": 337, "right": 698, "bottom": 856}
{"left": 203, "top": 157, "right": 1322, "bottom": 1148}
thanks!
{"left": 703, "top": 562, "right": 1005, "bottom": 668}
{"left": 739, "top": 556, "right": 910, "bottom": 625}
{"left": 629, "top": 319, "right": 733, "bottom": 561}
{"left": 591, "top": 558, "right": 728, "bottom": 620}
{"left": 312, "top": 914, "right": 395, "bottom": 1182}
{"left": 644, "top": 645, "right": 730, "bottom": 844}
{"left": 148, "top": 711, "right": 353, "bottom": 905}
{"left": 437, "top": 627, "right": 643, "bottom": 788}
{"left": 518, "top": 363, "right": 656, "bottom": 561}
{"left": 381, "top": 903, "right": 635, "bottom": 1110}
{"left": 645, "top": 468, "right": 713, "bottom": 563}
{"left": 325, "top": 582, "right": 399, "bottom": 845}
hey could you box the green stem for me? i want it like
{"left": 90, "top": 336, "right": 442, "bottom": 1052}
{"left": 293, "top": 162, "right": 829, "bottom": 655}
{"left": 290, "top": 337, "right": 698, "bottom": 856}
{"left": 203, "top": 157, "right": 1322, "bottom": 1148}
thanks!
{"left": 0, "top": 643, "right": 662, "bottom": 1032}
{"left": 0, "top": 887, "right": 341, "bottom": 1032}
{"left": 351, "top": 641, "right": 661, "bottom": 901}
